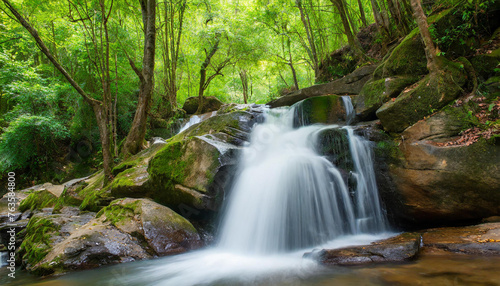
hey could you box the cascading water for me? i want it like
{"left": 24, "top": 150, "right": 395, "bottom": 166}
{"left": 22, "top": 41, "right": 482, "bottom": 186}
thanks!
{"left": 55, "top": 98, "right": 391, "bottom": 286}
{"left": 217, "top": 99, "right": 387, "bottom": 254}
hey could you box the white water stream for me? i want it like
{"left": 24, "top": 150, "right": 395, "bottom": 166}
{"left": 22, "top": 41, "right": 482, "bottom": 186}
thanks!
{"left": 57, "top": 98, "right": 391, "bottom": 286}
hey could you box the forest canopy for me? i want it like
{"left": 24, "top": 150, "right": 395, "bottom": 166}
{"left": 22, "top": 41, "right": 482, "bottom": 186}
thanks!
{"left": 0, "top": 0, "right": 493, "bottom": 186}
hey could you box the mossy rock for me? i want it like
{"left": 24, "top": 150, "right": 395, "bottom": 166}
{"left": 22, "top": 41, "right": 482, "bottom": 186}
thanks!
{"left": 19, "top": 215, "right": 60, "bottom": 270}
{"left": 77, "top": 172, "right": 113, "bottom": 212}
{"left": 19, "top": 190, "right": 58, "bottom": 212}
{"left": 315, "top": 128, "right": 353, "bottom": 172}
{"left": 98, "top": 198, "right": 201, "bottom": 255}
{"left": 470, "top": 50, "right": 500, "bottom": 80}
{"left": 30, "top": 198, "right": 201, "bottom": 275}
{"left": 182, "top": 96, "right": 222, "bottom": 115}
{"left": 292, "top": 95, "right": 345, "bottom": 127}
{"left": 373, "top": 9, "right": 457, "bottom": 80}
{"left": 355, "top": 76, "right": 421, "bottom": 120}
{"left": 376, "top": 58, "right": 468, "bottom": 132}
{"left": 171, "top": 110, "right": 257, "bottom": 145}
{"left": 148, "top": 136, "right": 229, "bottom": 211}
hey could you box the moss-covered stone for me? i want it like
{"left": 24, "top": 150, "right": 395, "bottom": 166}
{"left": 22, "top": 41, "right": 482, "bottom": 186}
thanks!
{"left": 77, "top": 172, "right": 112, "bottom": 212}
{"left": 376, "top": 58, "right": 468, "bottom": 132}
{"left": 293, "top": 95, "right": 344, "bottom": 126}
{"left": 355, "top": 76, "right": 421, "bottom": 120}
{"left": 148, "top": 137, "right": 223, "bottom": 210}
{"left": 19, "top": 215, "right": 60, "bottom": 269}
{"left": 373, "top": 8, "right": 459, "bottom": 80}
{"left": 182, "top": 96, "right": 222, "bottom": 114}
{"left": 470, "top": 50, "right": 500, "bottom": 80}
{"left": 315, "top": 128, "right": 353, "bottom": 171}
{"left": 19, "top": 190, "right": 57, "bottom": 212}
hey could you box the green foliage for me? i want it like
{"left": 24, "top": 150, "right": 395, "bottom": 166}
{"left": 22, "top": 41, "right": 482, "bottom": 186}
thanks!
{"left": 0, "top": 115, "right": 69, "bottom": 172}
{"left": 429, "top": 0, "right": 496, "bottom": 56}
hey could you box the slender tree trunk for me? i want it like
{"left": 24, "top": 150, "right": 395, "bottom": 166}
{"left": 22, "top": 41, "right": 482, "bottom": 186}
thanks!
{"left": 197, "top": 38, "right": 219, "bottom": 114}
{"left": 1, "top": 0, "right": 116, "bottom": 182}
{"left": 357, "top": 0, "right": 368, "bottom": 27}
{"left": 410, "top": 0, "right": 439, "bottom": 74}
{"left": 330, "top": 0, "right": 365, "bottom": 60}
{"left": 296, "top": 0, "right": 319, "bottom": 79}
{"left": 122, "top": 0, "right": 156, "bottom": 157}
{"left": 239, "top": 69, "right": 248, "bottom": 104}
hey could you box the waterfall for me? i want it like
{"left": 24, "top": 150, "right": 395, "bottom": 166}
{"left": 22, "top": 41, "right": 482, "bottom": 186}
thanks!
{"left": 178, "top": 111, "right": 217, "bottom": 134}
{"left": 62, "top": 99, "right": 391, "bottom": 286}
{"left": 217, "top": 103, "right": 387, "bottom": 254}
{"left": 341, "top": 95, "right": 355, "bottom": 125}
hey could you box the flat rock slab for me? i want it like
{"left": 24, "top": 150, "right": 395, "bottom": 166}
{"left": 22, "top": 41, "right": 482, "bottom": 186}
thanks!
{"left": 312, "top": 223, "right": 500, "bottom": 267}
{"left": 421, "top": 223, "right": 500, "bottom": 255}
{"left": 312, "top": 233, "right": 421, "bottom": 266}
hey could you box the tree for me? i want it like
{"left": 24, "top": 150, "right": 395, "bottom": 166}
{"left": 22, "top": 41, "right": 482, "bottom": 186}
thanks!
{"left": 159, "top": 0, "right": 187, "bottom": 117}
{"left": 1, "top": 0, "right": 117, "bottom": 182}
{"left": 121, "top": 0, "right": 156, "bottom": 157}
{"left": 410, "top": 0, "right": 440, "bottom": 74}
{"left": 330, "top": 0, "right": 365, "bottom": 60}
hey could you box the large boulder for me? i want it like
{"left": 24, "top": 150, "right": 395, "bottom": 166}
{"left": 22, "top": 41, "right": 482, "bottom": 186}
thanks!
{"left": 376, "top": 58, "right": 468, "bottom": 132}
{"left": 25, "top": 198, "right": 201, "bottom": 276}
{"left": 182, "top": 96, "right": 223, "bottom": 115}
{"left": 268, "top": 65, "right": 377, "bottom": 108}
{"left": 292, "top": 95, "right": 348, "bottom": 127}
{"left": 372, "top": 106, "right": 500, "bottom": 227}
{"left": 355, "top": 76, "right": 420, "bottom": 120}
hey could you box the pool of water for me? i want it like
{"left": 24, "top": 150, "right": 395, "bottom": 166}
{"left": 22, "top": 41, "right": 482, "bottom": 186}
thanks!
{"left": 2, "top": 254, "right": 499, "bottom": 286}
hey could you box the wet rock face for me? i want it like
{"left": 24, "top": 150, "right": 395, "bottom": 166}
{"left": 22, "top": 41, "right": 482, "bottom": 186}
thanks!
{"left": 27, "top": 198, "right": 202, "bottom": 276}
{"left": 311, "top": 222, "right": 500, "bottom": 267}
{"left": 313, "top": 233, "right": 421, "bottom": 266}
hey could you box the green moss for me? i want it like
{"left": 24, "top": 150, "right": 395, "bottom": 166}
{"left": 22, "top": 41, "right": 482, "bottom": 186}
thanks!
{"left": 374, "top": 140, "right": 403, "bottom": 164}
{"left": 77, "top": 172, "right": 111, "bottom": 212}
{"left": 19, "top": 190, "right": 57, "bottom": 212}
{"left": 148, "top": 140, "right": 206, "bottom": 208}
{"left": 19, "top": 216, "right": 60, "bottom": 267}
{"left": 96, "top": 199, "right": 141, "bottom": 226}
{"left": 294, "top": 95, "right": 341, "bottom": 126}
{"left": 53, "top": 185, "right": 84, "bottom": 213}
{"left": 112, "top": 158, "right": 141, "bottom": 176}
{"left": 377, "top": 58, "right": 467, "bottom": 132}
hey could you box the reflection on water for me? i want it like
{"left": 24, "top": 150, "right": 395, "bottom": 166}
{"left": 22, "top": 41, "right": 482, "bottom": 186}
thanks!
{"left": 2, "top": 253, "right": 500, "bottom": 286}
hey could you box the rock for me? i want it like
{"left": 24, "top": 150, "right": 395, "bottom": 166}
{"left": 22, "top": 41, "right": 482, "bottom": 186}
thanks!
{"left": 148, "top": 136, "right": 239, "bottom": 212}
{"left": 182, "top": 96, "right": 223, "bottom": 114}
{"left": 29, "top": 198, "right": 201, "bottom": 276}
{"left": 355, "top": 76, "right": 420, "bottom": 120}
{"left": 421, "top": 223, "right": 500, "bottom": 255}
{"left": 312, "top": 233, "right": 421, "bottom": 266}
{"left": 376, "top": 58, "right": 468, "bottom": 132}
{"left": 292, "top": 95, "right": 347, "bottom": 127}
{"left": 19, "top": 189, "right": 58, "bottom": 212}
{"left": 267, "top": 65, "right": 377, "bottom": 108}
{"left": 18, "top": 209, "right": 96, "bottom": 274}
{"left": 385, "top": 118, "right": 500, "bottom": 226}
{"left": 372, "top": 8, "right": 463, "bottom": 79}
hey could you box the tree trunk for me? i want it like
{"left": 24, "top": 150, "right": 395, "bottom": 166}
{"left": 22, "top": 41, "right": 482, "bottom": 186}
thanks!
{"left": 1, "top": 0, "right": 116, "bottom": 182}
{"left": 122, "top": 0, "right": 156, "bottom": 157}
{"left": 357, "top": 0, "right": 368, "bottom": 27}
{"left": 330, "top": 0, "right": 365, "bottom": 60}
{"left": 410, "top": 0, "right": 440, "bottom": 74}
{"left": 296, "top": 0, "right": 319, "bottom": 79}
{"left": 239, "top": 69, "right": 249, "bottom": 104}
{"left": 196, "top": 38, "right": 220, "bottom": 114}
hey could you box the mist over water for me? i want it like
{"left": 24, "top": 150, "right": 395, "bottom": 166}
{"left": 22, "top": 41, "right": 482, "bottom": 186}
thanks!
{"left": 54, "top": 99, "right": 391, "bottom": 286}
